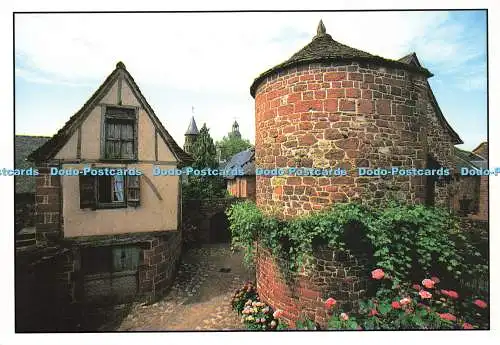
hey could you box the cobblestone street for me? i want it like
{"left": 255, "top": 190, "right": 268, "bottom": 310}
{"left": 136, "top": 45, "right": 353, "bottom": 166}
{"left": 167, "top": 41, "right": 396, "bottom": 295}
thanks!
{"left": 115, "top": 244, "right": 254, "bottom": 331}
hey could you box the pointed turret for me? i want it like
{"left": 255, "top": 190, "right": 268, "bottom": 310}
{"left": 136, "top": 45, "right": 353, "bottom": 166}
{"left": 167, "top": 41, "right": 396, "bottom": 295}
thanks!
{"left": 184, "top": 116, "right": 199, "bottom": 154}
{"left": 185, "top": 116, "right": 199, "bottom": 135}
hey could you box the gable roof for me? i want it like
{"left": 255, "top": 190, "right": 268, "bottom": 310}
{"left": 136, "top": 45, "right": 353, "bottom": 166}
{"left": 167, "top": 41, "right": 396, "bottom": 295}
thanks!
{"left": 222, "top": 147, "right": 255, "bottom": 179}
{"left": 28, "top": 62, "right": 192, "bottom": 164}
{"left": 15, "top": 135, "right": 50, "bottom": 193}
{"left": 454, "top": 147, "right": 488, "bottom": 171}
{"left": 250, "top": 20, "right": 433, "bottom": 97}
{"left": 397, "top": 53, "right": 463, "bottom": 145}
{"left": 472, "top": 141, "right": 488, "bottom": 160}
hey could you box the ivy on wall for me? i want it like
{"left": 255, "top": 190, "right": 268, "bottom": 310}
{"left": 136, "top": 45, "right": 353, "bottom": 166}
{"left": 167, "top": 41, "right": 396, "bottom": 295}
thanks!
{"left": 226, "top": 200, "right": 487, "bottom": 289}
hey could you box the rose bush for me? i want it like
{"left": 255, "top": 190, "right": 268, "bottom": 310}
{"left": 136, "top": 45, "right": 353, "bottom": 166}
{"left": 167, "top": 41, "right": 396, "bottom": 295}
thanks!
{"left": 227, "top": 201, "right": 488, "bottom": 289}
{"left": 321, "top": 269, "right": 489, "bottom": 330}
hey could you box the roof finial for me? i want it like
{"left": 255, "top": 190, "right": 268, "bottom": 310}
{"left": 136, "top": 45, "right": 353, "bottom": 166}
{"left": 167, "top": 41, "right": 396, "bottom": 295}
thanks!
{"left": 316, "top": 19, "right": 326, "bottom": 37}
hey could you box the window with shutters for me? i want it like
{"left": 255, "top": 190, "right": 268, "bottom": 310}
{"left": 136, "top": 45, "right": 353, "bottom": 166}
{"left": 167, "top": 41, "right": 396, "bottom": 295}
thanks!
{"left": 103, "top": 106, "right": 137, "bottom": 160}
{"left": 79, "top": 173, "right": 141, "bottom": 209}
{"left": 97, "top": 175, "right": 126, "bottom": 208}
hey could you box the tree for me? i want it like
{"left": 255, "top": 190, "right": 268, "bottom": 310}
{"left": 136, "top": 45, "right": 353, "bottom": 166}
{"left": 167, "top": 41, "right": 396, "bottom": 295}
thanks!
{"left": 191, "top": 124, "right": 219, "bottom": 169}
{"left": 216, "top": 134, "right": 252, "bottom": 162}
{"left": 183, "top": 123, "right": 227, "bottom": 199}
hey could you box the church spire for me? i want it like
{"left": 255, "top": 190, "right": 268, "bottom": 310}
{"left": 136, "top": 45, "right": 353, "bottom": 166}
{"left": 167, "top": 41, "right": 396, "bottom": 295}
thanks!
{"left": 184, "top": 116, "right": 199, "bottom": 154}
{"left": 185, "top": 116, "right": 199, "bottom": 135}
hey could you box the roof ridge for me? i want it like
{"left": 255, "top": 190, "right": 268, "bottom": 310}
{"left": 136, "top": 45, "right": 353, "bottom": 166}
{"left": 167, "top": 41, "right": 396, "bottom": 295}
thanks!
{"left": 28, "top": 62, "right": 192, "bottom": 164}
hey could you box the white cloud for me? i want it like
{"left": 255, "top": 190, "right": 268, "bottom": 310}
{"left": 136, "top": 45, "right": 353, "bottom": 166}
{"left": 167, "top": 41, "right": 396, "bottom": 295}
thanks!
{"left": 14, "top": 11, "right": 486, "bottom": 146}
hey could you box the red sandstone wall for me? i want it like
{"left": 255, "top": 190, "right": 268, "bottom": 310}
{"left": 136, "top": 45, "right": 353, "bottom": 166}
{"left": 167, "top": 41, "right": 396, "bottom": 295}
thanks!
{"left": 35, "top": 167, "right": 62, "bottom": 243}
{"left": 227, "top": 177, "right": 256, "bottom": 200}
{"left": 254, "top": 62, "right": 454, "bottom": 217}
{"left": 477, "top": 176, "right": 488, "bottom": 220}
{"left": 139, "top": 231, "right": 182, "bottom": 302}
{"left": 256, "top": 244, "right": 369, "bottom": 327}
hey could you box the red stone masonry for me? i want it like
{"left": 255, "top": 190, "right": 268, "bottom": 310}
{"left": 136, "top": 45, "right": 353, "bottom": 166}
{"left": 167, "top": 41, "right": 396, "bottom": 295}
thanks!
{"left": 477, "top": 176, "right": 489, "bottom": 220}
{"left": 256, "top": 244, "right": 369, "bottom": 328}
{"left": 139, "top": 231, "right": 182, "bottom": 302}
{"left": 254, "top": 62, "right": 455, "bottom": 217}
{"left": 35, "top": 167, "right": 62, "bottom": 243}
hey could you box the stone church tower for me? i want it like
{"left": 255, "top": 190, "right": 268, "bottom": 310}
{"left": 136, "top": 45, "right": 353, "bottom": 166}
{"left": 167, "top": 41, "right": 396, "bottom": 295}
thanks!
{"left": 184, "top": 116, "right": 199, "bottom": 154}
{"left": 230, "top": 120, "right": 241, "bottom": 139}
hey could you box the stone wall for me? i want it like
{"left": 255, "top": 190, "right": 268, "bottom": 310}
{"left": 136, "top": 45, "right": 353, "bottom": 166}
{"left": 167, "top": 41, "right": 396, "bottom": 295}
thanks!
{"left": 255, "top": 244, "right": 370, "bottom": 328}
{"left": 15, "top": 193, "right": 36, "bottom": 233}
{"left": 16, "top": 246, "right": 76, "bottom": 332}
{"left": 227, "top": 176, "right": 256, "bottom": 201}
{"left": 16, "top": 231, "right": 183, "bottom": 331}
{"left": 139, "top": 231, "right": 182, "bottom": 302}
{"left": 477, "top": 176, "right": 488, "bottom": 220}
{"left": 35, "top": 167, "right": 62, "bottom": 243}
{"left": 254, "top": 61, "right": 455, "bottom": 218}
{"left": 451, "top": 176, "right": 481, "bottom": 215}
{"left": 182, "top": 198, "right": 239, "bottom": 245}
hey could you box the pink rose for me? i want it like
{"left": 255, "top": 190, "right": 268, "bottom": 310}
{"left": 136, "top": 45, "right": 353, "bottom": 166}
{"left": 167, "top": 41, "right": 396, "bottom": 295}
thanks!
{"left": 441, "top": 289, "right": 459, "bottom": 299}
{"left": 324, "top": 297, "right": 337, "bottom": 309}
{"left": 463, "top": 323, "right": 474, "bottom": 330}
{"left": 419, "top": 290, "right": 432, "bottom": 299}
{"left": 438, "top": 313, "right": 457, "bottom": 321}
{"left": 422, "top": 279, "right": 435, "bottom": 289}
{"left": 399, "top": 297, "right": 411, "bottom": 305}
{"left": 340, "top": 313, "right": 349, "bottom": 321}
{"left": 473, "top": 299, "right": 487, "bottom": 309}
{"left": 371, "top": 268, "right": 385, "bottom": 280}
{"left": 391, "top": 301, "right": 401, "bottom": 309}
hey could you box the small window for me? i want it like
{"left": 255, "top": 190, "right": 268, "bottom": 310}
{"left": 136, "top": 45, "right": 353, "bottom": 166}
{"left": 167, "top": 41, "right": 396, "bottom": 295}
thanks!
{"left": 97, "top": 175, "right": 126, "bottom": 207}
{"left": 103, "top": 107, "right": 137, "bottom": 160}
{"left": 81, "top": 246, "right": 141, "bottom": 274}
{"left": 79, "top": 173, "right": 141, "bottom": 209}
{"left": 127, "top": 175, "right": 140, "bottom": 206}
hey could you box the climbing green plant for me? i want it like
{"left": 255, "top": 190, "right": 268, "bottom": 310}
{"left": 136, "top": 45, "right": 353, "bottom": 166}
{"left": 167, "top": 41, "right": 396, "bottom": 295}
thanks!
{"left": 226, "top": 200, "right": 487, "bottom": 290}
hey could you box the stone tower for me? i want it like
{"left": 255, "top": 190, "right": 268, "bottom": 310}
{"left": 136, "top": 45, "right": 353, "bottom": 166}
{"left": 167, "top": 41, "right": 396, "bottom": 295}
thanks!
{"left": 230, "top": 120, "right": 241, "bottom": 139}
{"left": 250, "top": 20, "right": 462, "bottom": 218}
{"left": 184, "top": 116, "right": 199, "bottom": 154}
{"left": 249, "top": 20, "right": 463, "bottom": 327}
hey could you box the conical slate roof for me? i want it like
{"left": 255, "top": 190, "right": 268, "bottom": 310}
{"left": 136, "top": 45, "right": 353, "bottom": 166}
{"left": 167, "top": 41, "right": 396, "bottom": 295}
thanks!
{"left": 250, "top": 20, "right": 433, "bottom": 97}
{"left": 185, "top": 116, "right": 199, "bottom": 135}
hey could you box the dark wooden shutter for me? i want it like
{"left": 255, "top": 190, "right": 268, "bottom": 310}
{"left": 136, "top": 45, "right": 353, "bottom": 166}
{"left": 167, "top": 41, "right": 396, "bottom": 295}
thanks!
{"left": 127, "top": 175, "right": 140, "bottom": 207}
{"left": 80, "top": 175, "right": 96, "bottom": 209}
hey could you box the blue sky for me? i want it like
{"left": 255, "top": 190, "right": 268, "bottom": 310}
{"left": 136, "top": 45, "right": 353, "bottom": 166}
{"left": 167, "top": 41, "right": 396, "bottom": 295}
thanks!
{"left": 14, "top": 11, "right": 487, "bottom": 150}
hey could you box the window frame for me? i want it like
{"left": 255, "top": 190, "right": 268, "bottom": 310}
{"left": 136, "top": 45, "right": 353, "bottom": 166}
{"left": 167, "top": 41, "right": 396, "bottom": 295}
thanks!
{"left": 100, "top": 105, "right": 139, "bottom": 162}
{"left": 81, "top": 245, "right": 141, "bottom": 276}
{"left": 79, "top": 170, "right": 141, "bottom": 210}
{"left": 96, "top": 173, "right": 128, "bottom": 209}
